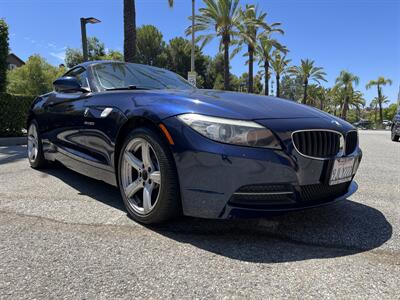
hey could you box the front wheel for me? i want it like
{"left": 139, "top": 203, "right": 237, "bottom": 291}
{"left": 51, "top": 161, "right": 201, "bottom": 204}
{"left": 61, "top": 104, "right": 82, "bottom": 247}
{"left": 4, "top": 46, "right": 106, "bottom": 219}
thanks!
{"left": 391, "top": 127, "right": 399, "bottom": 142}
{"left": 117, "top": 127, "right": 180, "bottom": 224}
{"left": 27, "top": 120, "right": 47, "bottom": 169}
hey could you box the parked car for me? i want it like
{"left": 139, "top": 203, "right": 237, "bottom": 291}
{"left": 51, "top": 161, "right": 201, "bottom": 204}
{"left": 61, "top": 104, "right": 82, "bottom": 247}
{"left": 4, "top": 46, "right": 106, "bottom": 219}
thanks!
{"left": 391, "top": 110, "right": 400, "bottom": 142}
{"left": 27, "top": 61, "right": 362, "bottom": 224}
{"left": 382, "top": 120, "right": 392, "bottom": 127}
{"left": 353, "top": 120, "right": 372, "bottom": 129}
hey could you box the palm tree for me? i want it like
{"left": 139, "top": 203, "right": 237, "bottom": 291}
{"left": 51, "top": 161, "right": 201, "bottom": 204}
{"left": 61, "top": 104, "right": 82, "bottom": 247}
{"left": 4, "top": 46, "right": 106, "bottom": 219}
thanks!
{"left": 289, "top": 59, "right": 327, "bottom": 105}
{"left": 328, "top": 86, "right": 344, "bottom": 116}
{"left": 370, "top": 97, "right": 379, "bottom": 124}
{"left": 270, "top": 51, "right": 290, "bottom": 97}
{"left": 306, "top": 85, "right": 329, "bottom": 109}
{"left": 350, "top": 90, "right": 366, "bottom": 121}
{"left": 187, "top": 0, "right": 241, "bottom": 90}
{"left": 123, "top": 0, "right": 136, "bottom": 62}
{"left": 323, "top": 88, "right": 336, "bottom": 113}
{"left": 366, "top": 77, "right": 392, "bottom": 125}
{"left": 255, "top": 35, "right": 286, "bottom": 96}
{"left": 371, "top": 95, "right": 389, "bottom": 125}
{"left": 124, "top": 0, "right": 174, "bottom": 62}
{"left": 335, "top": 70, "right": 359, "bottom": 120}
{"left": 234, "top": 5, "right": 281, "bottom": 93}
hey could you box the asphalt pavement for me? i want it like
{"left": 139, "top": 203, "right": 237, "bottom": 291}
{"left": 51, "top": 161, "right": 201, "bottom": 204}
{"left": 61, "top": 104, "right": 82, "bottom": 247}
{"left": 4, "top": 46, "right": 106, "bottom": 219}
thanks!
{"left": 0, "top": 130, "right": 399, "bottom": 299}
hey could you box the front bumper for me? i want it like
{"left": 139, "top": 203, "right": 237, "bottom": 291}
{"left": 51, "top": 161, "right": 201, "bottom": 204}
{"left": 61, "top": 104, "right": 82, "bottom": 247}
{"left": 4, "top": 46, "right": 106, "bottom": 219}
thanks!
{"left": 220, "top": 181, "right": 358, "bottom": 219}
{"left": 163, "top": 117, "right": 362, "bottom": 219}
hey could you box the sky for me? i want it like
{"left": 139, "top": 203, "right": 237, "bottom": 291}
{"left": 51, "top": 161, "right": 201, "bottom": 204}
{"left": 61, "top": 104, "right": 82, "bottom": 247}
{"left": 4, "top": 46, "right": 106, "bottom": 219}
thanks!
{"left": 1, "top": 0, "right": 399, "bottom": 105}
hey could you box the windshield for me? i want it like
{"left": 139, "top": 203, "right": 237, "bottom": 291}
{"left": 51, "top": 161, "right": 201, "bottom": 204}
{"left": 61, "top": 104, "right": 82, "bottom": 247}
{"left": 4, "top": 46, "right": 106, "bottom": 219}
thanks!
{"left": 91, "top": 62, "right": 194, "bottom": 91}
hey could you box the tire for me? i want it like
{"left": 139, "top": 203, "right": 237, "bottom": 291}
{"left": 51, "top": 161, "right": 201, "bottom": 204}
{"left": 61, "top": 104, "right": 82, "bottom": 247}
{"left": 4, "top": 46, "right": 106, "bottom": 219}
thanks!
{"left": 391, "top": 127, "right": 399, "bottom": 142}
{"left": 27, "top": 120, "right": 48, "bottom": 169}
{"left": 117, "top": 127, "right": 180, "bottom": 224}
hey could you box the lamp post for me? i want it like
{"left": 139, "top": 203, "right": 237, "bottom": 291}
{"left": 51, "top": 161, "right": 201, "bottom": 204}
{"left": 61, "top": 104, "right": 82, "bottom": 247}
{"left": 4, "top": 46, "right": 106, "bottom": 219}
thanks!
{"left": 191, "top": 0, "right": 195, "bottom": 73}
{"left": 188, "top": 0, "right": 197, "bottom": 87}
{"left": 80, "top": 17, "right": 101, "bottom": 61}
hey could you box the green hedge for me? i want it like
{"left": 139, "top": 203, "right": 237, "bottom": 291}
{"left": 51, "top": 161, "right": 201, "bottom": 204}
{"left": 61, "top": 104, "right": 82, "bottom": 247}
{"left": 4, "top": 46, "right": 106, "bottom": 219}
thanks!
{"left": 0, "top": 93, "right": 34, "bottom": 137}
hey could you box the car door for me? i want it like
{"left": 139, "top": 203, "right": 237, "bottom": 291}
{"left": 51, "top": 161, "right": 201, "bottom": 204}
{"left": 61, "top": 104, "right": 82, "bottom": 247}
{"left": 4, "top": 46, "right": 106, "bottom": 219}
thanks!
{"left": 80, "top": 96, "right": 127, "bottom": 176}
{"left": 44, "top": 67, "right": 92, "bottom": 164}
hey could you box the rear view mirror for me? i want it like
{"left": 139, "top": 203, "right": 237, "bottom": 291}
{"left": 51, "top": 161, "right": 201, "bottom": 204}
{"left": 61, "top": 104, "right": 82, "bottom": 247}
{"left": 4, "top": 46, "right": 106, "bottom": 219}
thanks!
{"left": 53, "top": 77, "right": 89, "bottom": 93}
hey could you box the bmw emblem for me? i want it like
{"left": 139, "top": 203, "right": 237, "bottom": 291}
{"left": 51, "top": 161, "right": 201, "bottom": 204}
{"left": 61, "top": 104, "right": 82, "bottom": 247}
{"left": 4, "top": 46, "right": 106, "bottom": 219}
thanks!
{"left": 331, "top": 119, "right": 341, "bottom": 127}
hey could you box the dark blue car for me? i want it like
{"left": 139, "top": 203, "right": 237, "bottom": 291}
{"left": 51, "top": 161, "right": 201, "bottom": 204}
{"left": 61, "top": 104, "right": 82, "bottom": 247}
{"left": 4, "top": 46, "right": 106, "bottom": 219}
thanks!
{"left": 27, "top": 61, "right": 362, "bottom": 224}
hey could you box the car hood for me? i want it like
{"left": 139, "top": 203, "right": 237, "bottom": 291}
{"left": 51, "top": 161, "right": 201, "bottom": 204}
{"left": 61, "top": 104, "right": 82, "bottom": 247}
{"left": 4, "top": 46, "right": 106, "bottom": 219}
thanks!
{"left": 134, "top": 89, "right": 335, "bottom": 120}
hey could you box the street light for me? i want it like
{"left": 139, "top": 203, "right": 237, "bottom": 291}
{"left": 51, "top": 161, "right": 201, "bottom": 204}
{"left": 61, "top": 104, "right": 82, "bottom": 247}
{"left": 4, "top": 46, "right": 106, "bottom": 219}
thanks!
{"left": 191, "top": 0, "right": 195, "bottom": 73}
{"left": 80, "top": 17, "right": 101, "bottom": 61}
{"left": 187, "top": 0, "right": 197, "bottom": 87}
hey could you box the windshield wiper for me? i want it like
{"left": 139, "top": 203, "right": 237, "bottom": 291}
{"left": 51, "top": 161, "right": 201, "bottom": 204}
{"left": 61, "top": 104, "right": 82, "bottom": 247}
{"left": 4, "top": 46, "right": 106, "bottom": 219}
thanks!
{"left": 105, "top": 85, "right": 150, "bottom": 91}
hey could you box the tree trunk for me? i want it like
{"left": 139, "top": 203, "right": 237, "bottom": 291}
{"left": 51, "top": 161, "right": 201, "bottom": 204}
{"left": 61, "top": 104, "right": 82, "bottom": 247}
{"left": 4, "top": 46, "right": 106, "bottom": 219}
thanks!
{"left": 302, "top": 79, "right": 308, "bottom": 104}
{"left": 276, "top": 74, "right": 280, "bottom": 97}
{"left": 320, "top": 98, "right": 323, "bottom": 110}
{"left": 223, "top": 37, "right": 230, "bottom": 90}
{"left": 124, "top": 0, "right": 136, "bottom": 62}
{"left": 341, "top": 88, "right": 349, "bottom": 120}
{"left": 378, "top": 85, "right": 383, "bottom": 126}
{"left": 248, "top": 45, "right": 254, "bottom": 93}
{"left": 264, "top": 60, "right": 269, "bottom": 96}
{"left": 342, "top": 99, "right": 348, "bottom": 120}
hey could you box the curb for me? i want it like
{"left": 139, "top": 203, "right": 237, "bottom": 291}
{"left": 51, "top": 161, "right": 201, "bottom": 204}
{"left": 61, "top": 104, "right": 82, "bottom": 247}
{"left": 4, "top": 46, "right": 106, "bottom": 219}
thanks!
{"left": 0, "top": 137, "right": 27, "bottom": 146}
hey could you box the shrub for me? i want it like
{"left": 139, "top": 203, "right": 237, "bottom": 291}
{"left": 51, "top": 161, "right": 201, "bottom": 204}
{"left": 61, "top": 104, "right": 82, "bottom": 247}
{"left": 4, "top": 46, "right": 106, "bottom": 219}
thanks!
{"left": 0, "top": 93, "right": 34, "bottom": 137}
{"left": 7, "top": 55, "right": 63, "bottom": 96}
{"left": 0, "top": 19, "right": 9, "bottom": 93}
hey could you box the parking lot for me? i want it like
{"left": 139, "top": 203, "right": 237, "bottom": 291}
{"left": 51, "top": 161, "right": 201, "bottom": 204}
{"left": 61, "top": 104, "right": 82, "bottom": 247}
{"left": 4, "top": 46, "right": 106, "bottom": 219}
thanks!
{"left": 0, "top": 130, "right": 399, "bottom": 299}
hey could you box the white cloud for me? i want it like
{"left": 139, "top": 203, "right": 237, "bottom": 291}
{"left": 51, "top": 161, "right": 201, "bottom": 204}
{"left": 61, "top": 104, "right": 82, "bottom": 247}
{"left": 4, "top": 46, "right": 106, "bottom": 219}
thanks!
{"left": 50, "top": 51, "right": 66, "bottom": 62}
{"left": 21, "top": 37, "right": 66, "bottom": 62}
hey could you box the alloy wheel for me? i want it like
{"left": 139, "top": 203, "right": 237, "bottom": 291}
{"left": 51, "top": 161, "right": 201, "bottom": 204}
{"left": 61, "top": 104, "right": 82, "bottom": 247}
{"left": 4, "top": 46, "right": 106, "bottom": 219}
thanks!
{"left": 27, "top": 123, "right": 39, "bottom": 163}
{"left": 120, "top": 138, "right": 162, "bottom": 215}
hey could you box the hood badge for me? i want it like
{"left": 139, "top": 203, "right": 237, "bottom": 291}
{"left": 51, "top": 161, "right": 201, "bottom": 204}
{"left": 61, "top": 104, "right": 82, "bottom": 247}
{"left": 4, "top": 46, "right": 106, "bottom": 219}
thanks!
{"left": 331, "top": 120, "right": 341, "bottom": 127}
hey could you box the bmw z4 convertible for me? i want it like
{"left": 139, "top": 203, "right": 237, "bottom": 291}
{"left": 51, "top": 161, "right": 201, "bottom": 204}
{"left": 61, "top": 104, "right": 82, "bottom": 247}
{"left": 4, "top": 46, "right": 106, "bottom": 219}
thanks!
{"left": 27, "top": 61, "right": 362, "bottom": 224}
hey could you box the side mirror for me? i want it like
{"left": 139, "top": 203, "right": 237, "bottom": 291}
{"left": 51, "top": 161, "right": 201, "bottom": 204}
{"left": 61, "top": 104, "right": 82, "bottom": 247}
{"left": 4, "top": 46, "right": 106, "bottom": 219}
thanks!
{"left": 53, "top": 76, "right": 88, "bottom": 93}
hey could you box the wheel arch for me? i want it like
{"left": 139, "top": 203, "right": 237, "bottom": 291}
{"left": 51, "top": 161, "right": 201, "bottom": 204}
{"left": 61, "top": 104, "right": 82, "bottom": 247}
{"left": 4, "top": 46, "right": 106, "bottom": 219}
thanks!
{"left": 114, "top": 116, "right": 175, "bottom": 174}
{"left": 26, "top": 112, "right": 36, "bottom": 129}
{"left": 26, "top": 96, "right": 44, "bottom": 129}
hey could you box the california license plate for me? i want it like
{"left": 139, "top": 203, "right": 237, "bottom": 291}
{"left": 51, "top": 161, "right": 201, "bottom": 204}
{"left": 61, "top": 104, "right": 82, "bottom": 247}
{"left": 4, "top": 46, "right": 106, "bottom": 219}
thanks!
{"left": 329, "top": 157, "right": 355, "bottom": 185}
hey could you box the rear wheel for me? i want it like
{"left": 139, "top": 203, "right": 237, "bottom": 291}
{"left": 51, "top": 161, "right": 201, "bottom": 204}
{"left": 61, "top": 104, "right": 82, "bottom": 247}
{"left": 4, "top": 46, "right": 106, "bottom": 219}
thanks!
{"left": 391, "top": 126, "right": 399, "bottom": 142}
{"left": 117, "top": 127, "right": 180, "bottom": 224}
{"left": 27, "top": 120, "right": 47, "bottom": 169}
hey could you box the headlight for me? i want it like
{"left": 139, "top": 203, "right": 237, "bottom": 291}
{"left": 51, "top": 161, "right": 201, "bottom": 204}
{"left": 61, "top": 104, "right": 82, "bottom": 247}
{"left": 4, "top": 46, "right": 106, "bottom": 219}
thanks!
{"left": 177, "top": 113, "right": 281, "bottom": 149}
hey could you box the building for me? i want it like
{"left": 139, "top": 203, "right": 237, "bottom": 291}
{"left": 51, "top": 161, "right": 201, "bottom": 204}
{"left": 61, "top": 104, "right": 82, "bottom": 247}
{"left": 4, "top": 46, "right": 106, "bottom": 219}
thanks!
{"left": 6, "top": 53, "right": 25, "bottom": 70}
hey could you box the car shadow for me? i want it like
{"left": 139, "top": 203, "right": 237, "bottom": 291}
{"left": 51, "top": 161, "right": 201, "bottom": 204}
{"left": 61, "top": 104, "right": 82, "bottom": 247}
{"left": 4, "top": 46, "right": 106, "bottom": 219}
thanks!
{"left": 149, "top": 200, "right": 392, "bottom": 263}
{"left": 37, "top": 164, "right": 126, "bottom": 211}
{"left": 38, "top": 164, "right": 392, "bottom": 264}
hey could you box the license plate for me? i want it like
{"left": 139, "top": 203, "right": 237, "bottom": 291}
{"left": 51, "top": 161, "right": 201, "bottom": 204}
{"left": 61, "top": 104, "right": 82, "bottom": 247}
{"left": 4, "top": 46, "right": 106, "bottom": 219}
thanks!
{"left": 329, "top": 157, "right": 355, "bottom": 185}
